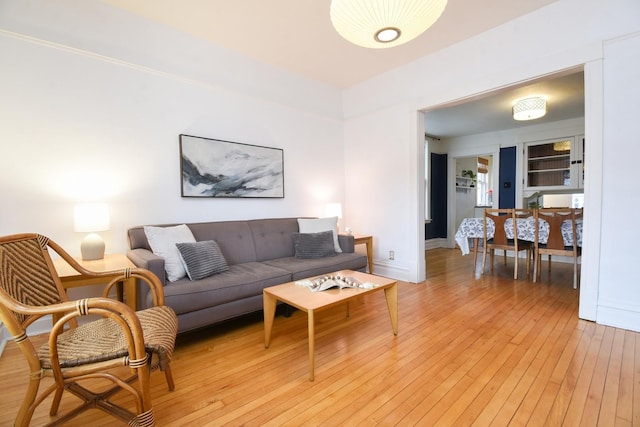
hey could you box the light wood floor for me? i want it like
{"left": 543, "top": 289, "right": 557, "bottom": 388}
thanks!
{"left": 1, "top": 249, "right": 638, "bottom": 426}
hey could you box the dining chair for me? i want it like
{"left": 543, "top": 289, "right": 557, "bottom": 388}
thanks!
{"left": 0, "top": 233, "right": 178, "bottom": 427}
{"left": 533, "top": 208, "right": 583, "bottom": 289}
{"left": 481, "top": 208, "right": 534, "bottom": 279}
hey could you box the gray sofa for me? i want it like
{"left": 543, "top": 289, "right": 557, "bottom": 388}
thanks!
{"left": 126, "top": 218, "right": 368, "bottom": 333}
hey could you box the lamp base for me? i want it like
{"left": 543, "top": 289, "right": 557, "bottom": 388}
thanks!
{"left": 80, "top": 233, "right": 105, "bottom": 260}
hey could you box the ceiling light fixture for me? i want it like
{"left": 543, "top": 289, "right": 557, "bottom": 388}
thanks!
{"left": 512, "top": 96, "right": 547, "bottom": 121}
{"left": 330, "top": 0, "right": 448, "bottom": 49}
{"left": 553, "top": 140, "right": 572, "bottom": 151}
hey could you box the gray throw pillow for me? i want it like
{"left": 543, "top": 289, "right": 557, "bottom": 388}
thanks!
{"left": 292, "top": 231, "right": 337, "bottom": 259}
{"left": 176, "top": 240, "right": 229, "bottom": 280}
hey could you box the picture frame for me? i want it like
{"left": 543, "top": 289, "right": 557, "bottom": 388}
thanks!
{"left": 180, "top": 134, "right": 284, "bottom": 198}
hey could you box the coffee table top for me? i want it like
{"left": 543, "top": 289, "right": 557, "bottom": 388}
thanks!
{"left": 263, "top": 270, "right": 396, "bottom": 311}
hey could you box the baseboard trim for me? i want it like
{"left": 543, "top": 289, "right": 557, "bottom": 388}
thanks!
{"left": 425, "top": 238, "right": 448, "bottom": 250}
{"left": 372, "top": 261, "right": 411, "bottom": 282}
{"left": 597, "top": 304, "right": 640, "bottom": 332}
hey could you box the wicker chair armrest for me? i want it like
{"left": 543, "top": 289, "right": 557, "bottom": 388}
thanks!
{"left": 119, "top": 268, "right": 166, "bottom": 307}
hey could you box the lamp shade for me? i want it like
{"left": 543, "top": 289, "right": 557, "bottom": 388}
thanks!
{"left": 74, "top": 203, "right": 110, "bottom": 232}
{"left": 325, "top": 203, "right": 343, "bottom": 219}
{"left": 330, "top": 0, "right": 448, "bottom": 49}
{"left": 74, "top": 203, "right": 110, "bottom": 260}
{"left": 512, "top": 97, "right": 547, "bottom": 121}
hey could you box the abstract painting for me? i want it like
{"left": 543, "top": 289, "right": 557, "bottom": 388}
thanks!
{"left": 180, "top": 134, "right": 284, "bottom": 198}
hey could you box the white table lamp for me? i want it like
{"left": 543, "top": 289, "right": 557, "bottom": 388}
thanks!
{"left": 74, "top": 203, "right": 110, "bottom": 260}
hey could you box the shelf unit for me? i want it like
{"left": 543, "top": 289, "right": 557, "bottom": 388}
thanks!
{"left": 525, "top": 137, "right": 584, "bottom": 190}
{"left": 455, "top": 176, "right": 475, "bottom": 192}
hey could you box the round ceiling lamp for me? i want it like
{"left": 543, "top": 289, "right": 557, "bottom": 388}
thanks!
{"left": 512, "top": 96, "right": 547, "bottom": 121}
{"left": 330, "top": 0, "right": 448, "bottom": 49}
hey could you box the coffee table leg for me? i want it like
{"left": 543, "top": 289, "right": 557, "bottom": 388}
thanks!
{"left": 308, "top": 309, "right": 315, "bottom": 381}
{"left": 263, "top": 292, "right": 277, "bottom": 348}
{"left": 384, "top": 282, "right": 398, "bottom": 336}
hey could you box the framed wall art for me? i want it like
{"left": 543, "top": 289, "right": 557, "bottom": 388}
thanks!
{"left": 179, "top": 134, "right": 284, "bottom": 198}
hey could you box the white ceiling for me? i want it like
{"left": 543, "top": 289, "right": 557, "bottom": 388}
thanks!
{"left": 102, "top": 0, "right": 559, "bottom": 89}
{"left": 425, "top": 70, "right": 585, "bottom": 138}
{"left": 101, "top": 0, "right": 584, "bottom": 138}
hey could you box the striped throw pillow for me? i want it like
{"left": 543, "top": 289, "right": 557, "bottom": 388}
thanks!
{"left": 176, "top": 240, "right": 229, "bottom": 280}
{"left": 292, "top": 231, "right": 337, "bottom": 259}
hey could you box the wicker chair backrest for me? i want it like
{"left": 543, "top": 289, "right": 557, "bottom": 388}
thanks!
{"left": 0, "top": 234, "right": 65, "bottom": 327}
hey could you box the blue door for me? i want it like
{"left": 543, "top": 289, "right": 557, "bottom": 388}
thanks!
{"left": 499, "top": 146, "right": 516, "bottom": 209}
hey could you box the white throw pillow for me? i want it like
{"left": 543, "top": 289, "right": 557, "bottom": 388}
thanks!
{"left": 297, "top": 217, "right": 342, "bottom": 253}
{"left": 144, "top": 224, "right": 196, "bottom": 282}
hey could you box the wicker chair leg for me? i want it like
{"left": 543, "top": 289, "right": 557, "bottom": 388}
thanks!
{"left": 129, "top": 408, "right": 155, "bottom": 427}
{"left": 15, "top": 377, "right": 41, "bottom": 427}
{"left": 135, "top": 363, "right": 156, "bottom": 427}
{"left": 164, "top": 365, "right": 175, "bottom": 391}
{"left": 49, "top": 385, "right": 64, "bottom": 416}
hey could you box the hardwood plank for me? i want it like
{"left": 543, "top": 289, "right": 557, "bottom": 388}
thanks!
{"left": 597, "top": 327, "right": 626, "bottom": 425}
{"left": 1, "top": 248, "right": 638, "bottom": 426}
{"left": 543, "top": 320, "right": 595, "bottom": 425}
{"left": 614, "top": 330, "right": 634, "bottom": 425}
{"left": 634, "top": 333, "right": 640, "bottom": 426}
{"left": 580, "top": 326, "right": 617, "bottom": 426}
{"left": 562, "top": 323, "right": 608, "bottom": 425}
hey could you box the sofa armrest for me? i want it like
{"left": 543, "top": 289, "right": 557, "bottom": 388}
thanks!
{"left": 338, "top": 234, "right": 355, "bottom": 253}
{"left": 127, "top": 248, "right": 167, "bottom": 287}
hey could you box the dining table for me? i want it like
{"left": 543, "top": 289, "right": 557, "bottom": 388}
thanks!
{"left": 455, "top": 216, "right": 583, "bottom": 255}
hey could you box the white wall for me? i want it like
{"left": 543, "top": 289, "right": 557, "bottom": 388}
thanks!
{"left": 454, "top": 157, "right": 476, "bottom": 228}
{"left": 0, "top": 0, "right": 345, "bottom": 255}
{"left": 596, "top": 33, "right": 640, "bottom": 331}
{"left": 342, "top": 0, "right": 640, "bottom": 331}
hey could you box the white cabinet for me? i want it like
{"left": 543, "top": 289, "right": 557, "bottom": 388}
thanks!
{"left": 524, "top": 136, "right": 584, "bottom": 191}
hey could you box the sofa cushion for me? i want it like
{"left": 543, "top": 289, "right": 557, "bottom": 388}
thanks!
{"left": 187, "top": 221, "right": 257, "bottom": 265}
{"left": 153, "top": 262, "right": 291, "bottom": 315}
{"left": 297, "top": 217, "right": 342, "bottom": 253}
{"left": 176, "top": 240, "right": 229, "bottom": 280}
{"left": 263, "top": 253, "right": 367, "bottom": 281}
{"left": 144, "top": 224, "right": 196, "bottom": 282}
{"left": 248, "top": 218, "right": 298, "bottom": 261}
{"left": 292, "top": 231, "right": 337, "bottom": 259}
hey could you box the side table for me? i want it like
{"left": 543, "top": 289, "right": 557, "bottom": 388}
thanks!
{"left": 352, "top": 235, "right": 373, "bottom": 273}
{"left": 53, "top": 253, "right": 138, "bottom": 312}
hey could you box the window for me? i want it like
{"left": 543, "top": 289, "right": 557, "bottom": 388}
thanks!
{"left": 476, "top": 157, "right": 491, "bottom": 206}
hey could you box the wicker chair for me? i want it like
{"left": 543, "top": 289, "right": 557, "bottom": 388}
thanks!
{"left": 0, "top": 233, "right": 177, "bottom": 426}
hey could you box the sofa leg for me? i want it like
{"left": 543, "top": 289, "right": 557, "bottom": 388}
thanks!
{"left": 282, "top": 304, "right": 295, "bottom": 318}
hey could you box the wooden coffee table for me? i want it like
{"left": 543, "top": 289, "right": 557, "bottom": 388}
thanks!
{"left": 263, "top": 270, "right": 398, "bottom": 381}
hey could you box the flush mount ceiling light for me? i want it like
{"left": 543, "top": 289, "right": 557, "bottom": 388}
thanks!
{"left": 512, "top": 96, "right": 547, "bottom": 121}
{"left": 330, "top": 0, "right": 448, "bottom": 49}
